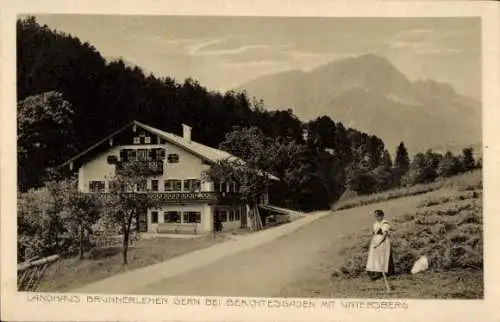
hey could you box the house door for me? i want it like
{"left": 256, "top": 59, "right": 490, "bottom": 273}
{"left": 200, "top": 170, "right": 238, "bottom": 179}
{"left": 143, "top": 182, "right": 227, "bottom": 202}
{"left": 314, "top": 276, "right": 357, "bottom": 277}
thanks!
{"left": 136, "top": 208, "right": 148, "bottom": 232}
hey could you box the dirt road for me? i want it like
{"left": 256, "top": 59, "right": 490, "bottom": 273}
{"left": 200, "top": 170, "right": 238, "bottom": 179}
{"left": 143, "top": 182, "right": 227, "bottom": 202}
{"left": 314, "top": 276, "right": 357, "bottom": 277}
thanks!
{"left": 133, "top": 193, "right": 430, "bottom": 297}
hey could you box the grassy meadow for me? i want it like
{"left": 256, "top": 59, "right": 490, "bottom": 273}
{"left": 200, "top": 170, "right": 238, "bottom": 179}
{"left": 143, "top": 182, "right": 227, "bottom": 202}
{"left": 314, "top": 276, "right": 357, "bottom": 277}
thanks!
{"left": 37, "top": 234, "right": 229, "bottom": 292}
{"left": 332, "top": 170, "right": 482, "bottom": 211}
{"left": 285, "top": 170, "right": 483, "bottom": 299}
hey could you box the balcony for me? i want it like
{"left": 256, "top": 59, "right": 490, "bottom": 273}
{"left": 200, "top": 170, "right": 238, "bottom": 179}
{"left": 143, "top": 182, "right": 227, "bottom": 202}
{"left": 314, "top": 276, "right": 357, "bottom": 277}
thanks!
{"left": 115, "top": 160, "right": 164, "bottom": 176}
{"left": 86, "top": 191, "right": 243, "bottom": 204}
{"left": 150, "top": 192, "right": 218, "bottom": 203}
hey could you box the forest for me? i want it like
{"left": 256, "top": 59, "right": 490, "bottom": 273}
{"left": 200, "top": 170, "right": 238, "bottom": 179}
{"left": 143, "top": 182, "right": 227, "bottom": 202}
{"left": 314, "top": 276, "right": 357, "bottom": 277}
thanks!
{"left": 17, "top": 17, "right": 481, "bottom": 261}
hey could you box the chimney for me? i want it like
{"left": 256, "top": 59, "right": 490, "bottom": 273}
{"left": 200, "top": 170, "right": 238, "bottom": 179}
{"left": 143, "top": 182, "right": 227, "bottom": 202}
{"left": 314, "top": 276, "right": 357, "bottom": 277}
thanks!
{"left": 182, "top": 124, "right": 192, "bottom": 142}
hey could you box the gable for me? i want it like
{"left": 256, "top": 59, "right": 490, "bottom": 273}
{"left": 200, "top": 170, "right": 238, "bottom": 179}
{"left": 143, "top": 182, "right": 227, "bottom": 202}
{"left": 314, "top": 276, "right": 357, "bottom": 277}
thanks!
{"left": 59, "top": 120, "right": 278, "bottom": 181}
{"left": 61, "top": 121, "right": 217, "bottom": 171}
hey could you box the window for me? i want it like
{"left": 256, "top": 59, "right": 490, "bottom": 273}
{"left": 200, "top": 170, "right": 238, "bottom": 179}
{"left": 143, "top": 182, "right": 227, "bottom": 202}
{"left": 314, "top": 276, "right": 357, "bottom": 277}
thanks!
{"left": 165, "top": 211, "right": 181, "bottom": 223}
{"left": 137, "top": 180, "right": 147, "bottom": 192}
{"left": 145, "top": 136, "right": 151, "bottom": 144}
{"left": 235, "top": 210, "right": 241, "bottom": 221}
{"left": 151, "top": 179, "right": 159, "bottom": 192}
{"left": 167, "top": 154, "right": 179, "bottom": 163}
{"left": 137, "top": 149, "right": 147, "bottom": 161}
{"left": 220, "top": 182, "right": 228, "bottom": 193}
{"left": 165, "top": 179, "right": 182, "bottom": 192}
{"left": 151, "top": 211, "right": 159, "bottom": 224}
{"left": 107, "top": 155, "right": 118, "bottom": 164}
{"left": 127, "top": 149, "right": 137, "bottom": 161}
{"left": 183, "top": 179, "right": 201, "bottom": 192}
{"left": 219, "top": 210, "right": 227, "bottom": 222}
{"left": 183, "top": 211, "right": 201, "bottom": 224}
{"left": 229, "top": 210, "right": 235, "bottom": 221}
{"left": 133, "top": 137, "right": 140, "bottom": 144}
{"left": 148, "top": 149, "right": 155, "bottom": 160}
{"left": 89, "top": 181, "right": 105, "bottom": 193}
{"left": 119, "top": 149, "right": 128, "bottom": 162}
{"left": 125, "top": 183, "right": 135, "bottom": 193}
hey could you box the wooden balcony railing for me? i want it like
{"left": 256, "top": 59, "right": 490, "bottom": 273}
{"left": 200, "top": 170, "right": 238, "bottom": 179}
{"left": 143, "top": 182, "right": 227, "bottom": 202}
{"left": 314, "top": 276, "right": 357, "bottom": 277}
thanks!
{"left": 86, "top": 191, "right": 243, "bottom": 204}
{"left": 116, "top": 160, "right": 164, "bottom": 176}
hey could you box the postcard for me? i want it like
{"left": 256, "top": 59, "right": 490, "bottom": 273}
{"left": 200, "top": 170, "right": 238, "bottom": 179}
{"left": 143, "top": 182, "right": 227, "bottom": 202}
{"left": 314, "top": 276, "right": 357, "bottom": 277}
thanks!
{"left": 1, "top": 1, "right": 499, "bottom": 321}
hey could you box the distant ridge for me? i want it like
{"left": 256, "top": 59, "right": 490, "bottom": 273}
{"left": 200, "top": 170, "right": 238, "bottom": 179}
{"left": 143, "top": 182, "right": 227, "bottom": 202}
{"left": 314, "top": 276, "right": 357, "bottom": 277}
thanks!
{"left": 238, "top": 53, "right": 481, "bottom": 153}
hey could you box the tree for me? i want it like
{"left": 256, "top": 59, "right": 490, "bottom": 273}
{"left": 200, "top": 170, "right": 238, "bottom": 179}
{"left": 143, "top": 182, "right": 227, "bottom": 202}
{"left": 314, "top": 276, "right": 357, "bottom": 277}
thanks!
{"left": 437, "top": 151, "right": 464, "bottom": 178}
{"left": 393, "top": 142, "right": 410, "bottom": 185}
{"left": 402, "top": 153, "right": 426, "bottom": 186}
{"left": 422, "top": 149, "right": 443, "bottom": 182}
{"left": 307, "top": 116, "right": 337, "bottom": 148}
{"left": 59, "top": 178, "right": 101, "bottom": 260}
{"left": 369, "top": 149, "right": 394, "bottom": 191}
{"left": 205, "top": 127, "right": 291, "bottom": 230}
{"left": 17, "top": 177, "right": 100, "bottom": 261}
{"left": 100, "top": 161, "right": 158, "bottom": 265}
{"left": 381, "top": 149, "right": 393, "bottom": 169}
{"left": 17, "top": 184, "right": 59, "bottom": 261}
{"left": 346, "top": 167, "right": 379, "bottom": 195}
{"left": 17, "top": 91, "right": 75, "bottom": 191}
{"left": 476, "top": 157, "right": 482, "bottom": 169}
{"left": 461, "top": 147, "right": 476, "bottom": 172}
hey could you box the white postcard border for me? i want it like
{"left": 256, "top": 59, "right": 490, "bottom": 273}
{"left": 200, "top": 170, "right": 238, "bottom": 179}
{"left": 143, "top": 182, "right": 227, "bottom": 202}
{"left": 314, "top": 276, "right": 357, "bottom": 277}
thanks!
{"left": 1, "top": 1, "right": 499, "bottom": 321}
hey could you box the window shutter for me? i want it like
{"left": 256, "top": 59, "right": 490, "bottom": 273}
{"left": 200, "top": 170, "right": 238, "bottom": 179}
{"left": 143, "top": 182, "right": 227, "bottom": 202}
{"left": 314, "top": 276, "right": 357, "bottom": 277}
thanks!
{"left": 120, "top": 149, "right": 128, "bottom": 162}
{"left": 158, "top": 149, "right": 166, "bottom": 160}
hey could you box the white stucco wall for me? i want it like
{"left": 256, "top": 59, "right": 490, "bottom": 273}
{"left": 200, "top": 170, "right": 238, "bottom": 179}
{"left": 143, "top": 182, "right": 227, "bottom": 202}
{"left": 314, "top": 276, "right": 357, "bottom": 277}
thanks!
{"left": 76, "top": 134, "right": 245, "bottom": 235}
{"left": 147, "top": 204, "right": 210, "bottom": 233}
{"left": 78, "top": 146, "right": 120, "bottom": 193}
{"left": 78, "top": 142, "right": 214, "bottom": 193}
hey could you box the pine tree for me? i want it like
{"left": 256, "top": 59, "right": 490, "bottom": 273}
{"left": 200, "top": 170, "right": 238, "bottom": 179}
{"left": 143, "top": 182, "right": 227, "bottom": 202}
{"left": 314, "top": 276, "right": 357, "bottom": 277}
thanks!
{"left": 393, "top": 142, "right": 410, "bottom": 185}
{"left": 381, "top": 149, "right": 393, "bottom": 169}
{"left": 394, "top": 142, "right": 410, "bottom": 171}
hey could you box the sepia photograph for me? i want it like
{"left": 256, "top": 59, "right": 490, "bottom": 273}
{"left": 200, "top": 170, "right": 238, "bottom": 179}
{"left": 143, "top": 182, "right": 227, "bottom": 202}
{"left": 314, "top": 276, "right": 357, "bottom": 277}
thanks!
{"left": 15, "top": 13, "right": 484, "bottom": 298}
{"left": 2, "top": 1, "right": 500, "bottom": 321}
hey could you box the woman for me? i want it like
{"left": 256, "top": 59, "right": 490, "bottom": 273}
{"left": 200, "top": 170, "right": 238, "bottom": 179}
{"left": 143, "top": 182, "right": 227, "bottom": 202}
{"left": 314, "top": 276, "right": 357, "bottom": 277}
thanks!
{"left": 366, "top": 209, "right": 395, "bottom": 280}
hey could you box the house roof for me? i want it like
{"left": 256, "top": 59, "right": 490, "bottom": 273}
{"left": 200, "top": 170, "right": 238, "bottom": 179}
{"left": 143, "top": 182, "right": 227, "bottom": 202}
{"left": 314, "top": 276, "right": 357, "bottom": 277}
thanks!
{"left": 60, "top": 120, "right": 279, "bottom": 181}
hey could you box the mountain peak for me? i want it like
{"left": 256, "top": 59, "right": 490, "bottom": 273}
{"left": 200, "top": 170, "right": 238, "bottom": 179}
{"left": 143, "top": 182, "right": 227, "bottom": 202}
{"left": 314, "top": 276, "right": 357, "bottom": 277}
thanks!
{"left": 307, "top": 53, "right": 414, "bottom": 99}
{"left": 238, "top": 53, "right": 481, "bottom": 152}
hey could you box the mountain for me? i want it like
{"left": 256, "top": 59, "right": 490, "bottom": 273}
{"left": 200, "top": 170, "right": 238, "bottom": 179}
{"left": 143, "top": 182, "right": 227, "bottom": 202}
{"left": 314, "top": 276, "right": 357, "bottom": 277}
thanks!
{"left": 238, "top": 54, "right": 481, "bottom": 154}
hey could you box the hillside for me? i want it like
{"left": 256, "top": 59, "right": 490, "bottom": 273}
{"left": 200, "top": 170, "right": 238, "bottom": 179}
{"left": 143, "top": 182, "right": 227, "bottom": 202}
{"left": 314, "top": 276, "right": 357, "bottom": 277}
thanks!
{"left": 17, "top": 17, "right": 392, "bottom": 211}
{"left": 239, "top": 54, "right": 482, "bottom": 153}
{"left": 281, "top": 170, "right": 483, "bottom": 299}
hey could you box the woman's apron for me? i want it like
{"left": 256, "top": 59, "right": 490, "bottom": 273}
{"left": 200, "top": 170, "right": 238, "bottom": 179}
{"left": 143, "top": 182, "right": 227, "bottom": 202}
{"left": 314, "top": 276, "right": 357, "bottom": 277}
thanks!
{"left": 366, "top": 221, "right": 392, "bottom": 273}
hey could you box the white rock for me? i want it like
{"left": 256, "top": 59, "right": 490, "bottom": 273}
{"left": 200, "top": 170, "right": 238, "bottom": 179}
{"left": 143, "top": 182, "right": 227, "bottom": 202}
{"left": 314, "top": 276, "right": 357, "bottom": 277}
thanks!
{"left": 411, "top": 256, "right": 429, "bottom": 274}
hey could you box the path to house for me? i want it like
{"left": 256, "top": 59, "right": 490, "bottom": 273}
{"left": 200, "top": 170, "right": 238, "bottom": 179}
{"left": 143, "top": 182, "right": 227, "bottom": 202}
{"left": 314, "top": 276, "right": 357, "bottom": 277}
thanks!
{"left": 72, "top": 192, "right": 434, "bottom": 296}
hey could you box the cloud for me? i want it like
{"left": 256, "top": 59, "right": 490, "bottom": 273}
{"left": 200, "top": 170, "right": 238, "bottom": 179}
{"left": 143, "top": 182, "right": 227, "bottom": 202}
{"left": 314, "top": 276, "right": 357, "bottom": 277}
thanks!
{"left": 386, "top": 27, "right": 466, "bottom": 55}
{"left": 394, "top": 28, "right": 436, "bottom": 41}
{"left": 386, "top": 40, "right": 460, "bottom": 55}
{"left": 190, "top": 42, "right": 282, "bottom": 57}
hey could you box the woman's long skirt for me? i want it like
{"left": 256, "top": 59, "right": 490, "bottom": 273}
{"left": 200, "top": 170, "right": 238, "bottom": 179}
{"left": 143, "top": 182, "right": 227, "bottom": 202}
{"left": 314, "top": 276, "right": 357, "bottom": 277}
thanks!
{"left": 366, "top": 235, "right": 394, "bottom": 275}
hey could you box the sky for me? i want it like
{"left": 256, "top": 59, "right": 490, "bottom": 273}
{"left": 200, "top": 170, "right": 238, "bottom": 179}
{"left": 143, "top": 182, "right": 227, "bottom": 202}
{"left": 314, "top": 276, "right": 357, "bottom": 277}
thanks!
{"left": 33, "top": 15, "right": 481, "bottom": 99}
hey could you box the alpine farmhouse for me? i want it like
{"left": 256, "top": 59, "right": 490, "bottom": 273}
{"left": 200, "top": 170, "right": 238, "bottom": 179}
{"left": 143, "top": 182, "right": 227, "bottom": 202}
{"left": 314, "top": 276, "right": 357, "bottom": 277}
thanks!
{"left": 60, "top": 121, "right": 278, "bottom": 235}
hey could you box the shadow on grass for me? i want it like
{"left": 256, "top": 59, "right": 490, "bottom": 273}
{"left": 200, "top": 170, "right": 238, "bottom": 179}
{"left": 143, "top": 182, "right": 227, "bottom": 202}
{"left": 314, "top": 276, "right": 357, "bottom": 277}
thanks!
{"left": 87, "top": 246, "right": 127, "bottom": 260}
